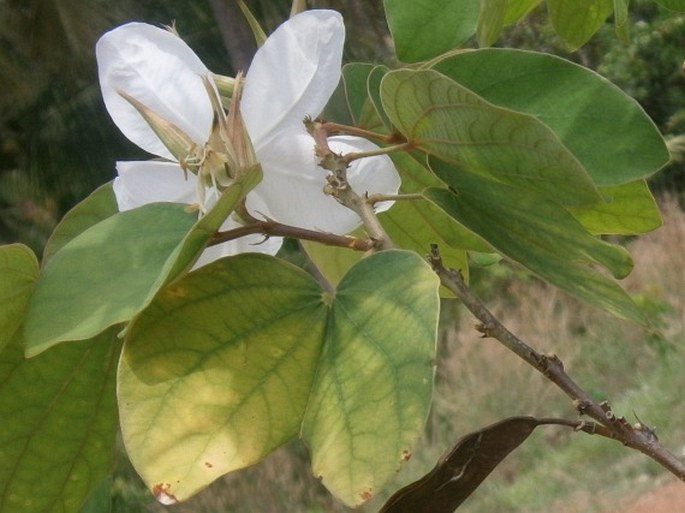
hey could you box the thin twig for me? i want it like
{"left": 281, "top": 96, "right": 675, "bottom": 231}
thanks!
{"left": 428, "top": 245, "right": 685, "bottom": 481}
{"left": 319, "top": 120, "right": 407, "bottom": 145}
{"left": 366, "top": 192, "right": 424, "bottom": 204}
{"left": 344, "top": 142, "right": 414, "bottom": 164}
{"left": 208, "top": 219, "right": 377, "bottom": 251}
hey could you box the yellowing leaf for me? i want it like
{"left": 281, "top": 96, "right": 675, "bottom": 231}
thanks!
{"left": 118, "top": 254, "right": 327, "bottom": 504}
{"left": 568, "top": 181, "right": 662, "bottom": 235}
{"left": 302, "top": 250, "right": 439, "bottom": 506}
{"left": 118, "top": 251, "right": 440, "bottom": 506}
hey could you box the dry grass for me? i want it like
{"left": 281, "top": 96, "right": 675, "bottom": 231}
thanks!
{"left": 624, "top": 196, "right": 685, "bottom": 340}
{"left": 437, "top": 196, "right": 685, "bottom": 513}
{"left": 115, "top": 197, "right": 685, "bottom": 513}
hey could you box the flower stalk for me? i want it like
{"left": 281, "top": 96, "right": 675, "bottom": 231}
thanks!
{"left": 209, "top": 219, "right": 377, "bottom": 252}
{"left": 343, "top": 142, "right": 414, "bottom": 164}
{"left": 321, "top": 121, "right": 408, "bottom": 145}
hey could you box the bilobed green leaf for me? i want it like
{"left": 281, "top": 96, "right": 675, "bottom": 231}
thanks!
{"left": 384, "top": 0, "right": 479, "bottom": 62}
{"left": 23, "top": 169, "right": 261, "bottom": 357}
{"left": 0, "top": 329, "right": 120, "bottom": 513}
{"left": 119, "top": 251, "right": 440, "bottom": 507}
{"left": 338, "top": 64, "right": 385, "bottom": 131}
{"left": 432, "top": 49, "right": 670, "bottom": 186}
{"left": 380, "top": 68, "right": 600, "bottom": 206}
{"left": 118, "top": 254, "right": 328, "bottom": 504}
{"left": 504, "top": 0, "right": 543, "bottom": 24}
{"left": 42, "top": 182, "right": 118, "bottom": 264}
{"left": 425, "top": 159, "right": 644, "bottom": 322}
{"left": 381, "top": 203, "right": 469, "bottom": 283}
{"left": 379, "top": 153, "right": 492, "bottom": 258}
{"left": 546, "top": 0, "right": 613, "bottom": 49}
{"left": 302, "top": 250, "right": 439, "bottom": 506}
{"left": 0, "top": 244, "right": 38, "bottom": 353}
{"left": 477, "top": 0, "right": 507, "bottom": 46}
{"left": 568, "top": 181, "right": 662, "bottom": 235}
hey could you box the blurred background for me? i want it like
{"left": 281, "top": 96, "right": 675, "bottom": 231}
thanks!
{"left": 1, "top": 1, "right": 684, "bottom": 512}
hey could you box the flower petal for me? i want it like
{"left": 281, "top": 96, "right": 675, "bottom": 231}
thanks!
{"left": 114, "top": 161, "right": 283, "bottom": 267}
{"left": 113, "top": 160, "right": 197, "bottom": 211}
{"left": 241, "top": 10, "right": 344, "bottom": 147}
{"left": 246, "top": 133, "right": 400, "bottom": 234}
{"left": 97, "top": 22, "right": 213, "bottom": 160}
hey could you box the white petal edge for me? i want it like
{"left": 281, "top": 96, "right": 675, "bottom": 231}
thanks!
{"left": 114, "top": 160, "right": 197, "bottom": 211}
{"left": 97, "top": 22, "right": 213, "bottom": 160}
{"left": 246, "top": 133, "right": 400, "bottom": 234}
{"left": 241, "top": 10, "right": 344, "bottom": 147}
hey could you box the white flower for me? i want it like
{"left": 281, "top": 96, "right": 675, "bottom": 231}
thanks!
{"left": 96, "top": 10, "right": 400, "bottom": 264}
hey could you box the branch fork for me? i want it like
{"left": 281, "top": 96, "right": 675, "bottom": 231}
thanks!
{"left": 306, "top": 117, "right": 396, "bottom": 250}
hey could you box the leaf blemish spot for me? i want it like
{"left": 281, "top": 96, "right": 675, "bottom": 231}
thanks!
{"left": 402, "top": 449, "right": 412, "bottom": 461}
{"left": 205, "top": 461, "right": 213, "bottom": 468}
{"left": 165, "top": 285, "right": 188, "bottom": 298}
{"left": 360, "top": 488, "right": 373, "bottom": 501}
{"left": 152, "top": 483, "right": 178, "bottom": 505}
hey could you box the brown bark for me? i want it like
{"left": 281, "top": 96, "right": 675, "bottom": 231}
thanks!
{"left": 207, "top": 0, "right": 257, "bottom": 73}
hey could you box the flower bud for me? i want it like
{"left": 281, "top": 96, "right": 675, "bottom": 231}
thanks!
{"left": 117, "top": 89, "right": 199, "bottom": 165}
{"left": 202, "top": 73, "right": 258, "bottom": 184}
